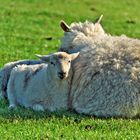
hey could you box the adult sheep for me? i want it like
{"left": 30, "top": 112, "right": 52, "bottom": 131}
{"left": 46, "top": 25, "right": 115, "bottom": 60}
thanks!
{"left": 7, "top": 52, "right": 79, "bottom": 111}
{"left": 59, "top": 19, "right": 140, "bottom": 118}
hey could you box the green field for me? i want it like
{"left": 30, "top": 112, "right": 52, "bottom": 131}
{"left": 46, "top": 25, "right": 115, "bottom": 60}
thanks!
{"left": 0, "top": 0, "right": 140, "bottom": 139}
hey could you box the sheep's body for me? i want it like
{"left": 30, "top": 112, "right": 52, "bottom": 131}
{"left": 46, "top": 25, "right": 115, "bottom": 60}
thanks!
{"left": 7, "top": 52, "right": 79, "bottom": 111}
{"left": 71, "top": 42, "right": 140, "bottom": 118}
{"left": 59, "top": 20, "right": 140, "bottom": 118}
{"left": 0, "top": 60, "right": 43, "bottom": 99}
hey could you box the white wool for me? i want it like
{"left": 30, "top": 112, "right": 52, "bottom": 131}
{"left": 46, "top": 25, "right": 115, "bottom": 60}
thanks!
{"left": 70, "top": 21, "right": 105, "bottom": 37}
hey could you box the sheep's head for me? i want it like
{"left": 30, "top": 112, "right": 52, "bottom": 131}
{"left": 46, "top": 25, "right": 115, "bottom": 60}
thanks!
{"left": 59, "top": 15, "right": 105, "bottom": 53}
{"left": 36, "top": 52, "right": 79, "bottom": 80}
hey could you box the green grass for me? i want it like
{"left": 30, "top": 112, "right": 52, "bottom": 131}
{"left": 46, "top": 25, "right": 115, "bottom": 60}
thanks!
{"left": 0, "top": 0, "right": 140, "bottom": 139}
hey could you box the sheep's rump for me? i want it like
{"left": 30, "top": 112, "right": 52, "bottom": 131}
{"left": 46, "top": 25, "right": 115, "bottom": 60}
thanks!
{"left": 0, "top": 60, "right": 43, "bottom": 99}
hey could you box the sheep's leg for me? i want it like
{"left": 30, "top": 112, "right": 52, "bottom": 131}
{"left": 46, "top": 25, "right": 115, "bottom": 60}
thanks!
{"left": 8, "top": 104, "right": 16, "bottom": 110}
{"left": 7, "top": 92, "right": 17, "bottom": 110}
{"left": 8, "top": 102, "right": 17, "bottom": 110}
{"left": 32, "top": 104, "right": 44, "bottom": 111}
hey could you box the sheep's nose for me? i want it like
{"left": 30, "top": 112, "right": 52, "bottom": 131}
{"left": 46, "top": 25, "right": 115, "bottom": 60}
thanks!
{"left": 58, "top": 72, "right": 66, "bottom": 79}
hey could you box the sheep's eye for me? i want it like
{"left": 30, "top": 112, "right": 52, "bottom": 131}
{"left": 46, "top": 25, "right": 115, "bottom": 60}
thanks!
{"left": 68, "top": 60, "right": 71, "bottom": 63}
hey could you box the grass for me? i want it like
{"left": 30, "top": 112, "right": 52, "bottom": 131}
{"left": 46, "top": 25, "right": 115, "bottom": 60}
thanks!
{"left": 0, "top": 0, "right": 140, "bottom": 139}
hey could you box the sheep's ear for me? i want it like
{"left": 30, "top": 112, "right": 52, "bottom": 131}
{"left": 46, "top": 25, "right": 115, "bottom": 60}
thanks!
{"left": 35, "top": 54, "right": 51, "bottom": 62}
{"left": 70, "top": 52, "right": 80, "bottom": 60}
{"left": 60, "top": 20, "right": 70, "bottom": 32}
{"left": 94, "top": 15, "right": 103, "bottom": 24}
{"left": 94, "top": 15, "right": 105, "bottom": 33}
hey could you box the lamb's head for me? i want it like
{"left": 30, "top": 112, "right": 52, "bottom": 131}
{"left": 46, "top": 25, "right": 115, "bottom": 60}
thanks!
{"left": 59, "top": 15, "right": 105, "bottom": 53}
{"left": 36, "top": 52, "right": 79, "bottom": 80}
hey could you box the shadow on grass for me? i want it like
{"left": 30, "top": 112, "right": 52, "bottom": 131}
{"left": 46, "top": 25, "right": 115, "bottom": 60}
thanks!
{"left": 0, "top": 99, "right": 88, "bottom": 121}
{"left": 0, "top": 99, "right": 140, "bottom": 121}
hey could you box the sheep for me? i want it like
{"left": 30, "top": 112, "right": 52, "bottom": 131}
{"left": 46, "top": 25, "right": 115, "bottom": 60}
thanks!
{"left": 59, "top": 19, "right": 140, "bottom": 118}
{"left": 7, "top": 52, "right": 79, "bottom": 111}
{"left": 0, "top": 60, "right": 43, "bottom": 99}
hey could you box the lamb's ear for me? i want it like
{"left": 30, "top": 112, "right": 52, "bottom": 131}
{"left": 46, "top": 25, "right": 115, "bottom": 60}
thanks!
{"left": 70, "top": 52, "right": 80, "bottom": 60}
{"left": 60, "top": 20, "right": 70, "bottom": 32}
{"left": 35, "top": 54, "right": 51, "bottom": 62}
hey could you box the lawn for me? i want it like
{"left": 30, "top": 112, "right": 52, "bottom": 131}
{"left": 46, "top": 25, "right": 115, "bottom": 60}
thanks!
{"left": 0, "top": 0, "right": 140, "bottom": 139}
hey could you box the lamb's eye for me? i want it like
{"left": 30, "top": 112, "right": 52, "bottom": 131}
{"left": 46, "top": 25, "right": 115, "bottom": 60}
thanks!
{"left": 68, "top": 60, "right": 71, "bottom": 63}
{"left": 50, "top": 62, "right": 55, "bottom": 65}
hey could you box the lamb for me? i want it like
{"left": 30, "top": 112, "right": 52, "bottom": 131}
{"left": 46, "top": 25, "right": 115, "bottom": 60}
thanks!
{"left": 58, "top": 19, "right": 140, "bottom": 118}
{"left": 7, "top": 52, "right": 79, "bottom": 111}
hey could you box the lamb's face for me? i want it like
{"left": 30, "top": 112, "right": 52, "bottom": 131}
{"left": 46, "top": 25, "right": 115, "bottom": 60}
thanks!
{"left": 36, "top": 52, "right": 79, "bottom": 80}
{"left": 51, "top": 52, "right": 80, "bottom": 80}
{"left": 50, "top": 53, "right": 71, "bottom": 80}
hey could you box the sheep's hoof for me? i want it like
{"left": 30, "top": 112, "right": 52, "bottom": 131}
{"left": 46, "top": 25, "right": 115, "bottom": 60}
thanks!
{"left": 32, "top": 104, "right": 44, "bottom": 111}
{"left": 8, "top": 104, "right": 16, "bottom": 110}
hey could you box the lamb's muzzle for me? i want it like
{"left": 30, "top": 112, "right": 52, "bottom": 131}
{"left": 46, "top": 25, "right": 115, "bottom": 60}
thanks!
{"left": 58, "top": 71, "right": 67, "bottom": 79}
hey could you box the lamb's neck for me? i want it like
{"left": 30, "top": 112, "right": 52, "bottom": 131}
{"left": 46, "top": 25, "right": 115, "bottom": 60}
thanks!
{"left": 42, "top": 66, "right": 72, "bottom": 110}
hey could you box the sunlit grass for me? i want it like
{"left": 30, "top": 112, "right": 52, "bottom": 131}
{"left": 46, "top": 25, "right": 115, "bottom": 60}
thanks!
{"left": 0, "top": 0, "right": 140, "bottom": 139}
